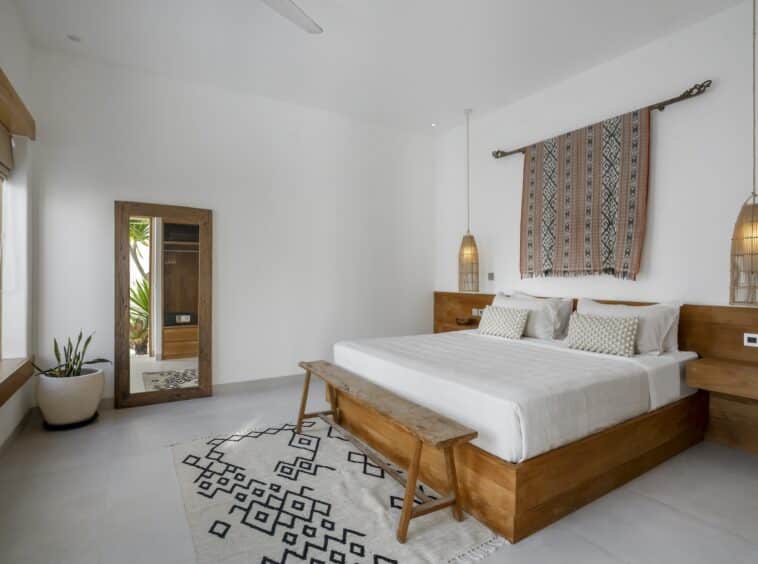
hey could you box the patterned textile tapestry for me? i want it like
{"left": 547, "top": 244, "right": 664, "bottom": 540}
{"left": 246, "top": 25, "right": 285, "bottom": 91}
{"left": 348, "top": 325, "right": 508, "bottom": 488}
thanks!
{"left": 520, "top": 108, "right": 650, "bottom": 279}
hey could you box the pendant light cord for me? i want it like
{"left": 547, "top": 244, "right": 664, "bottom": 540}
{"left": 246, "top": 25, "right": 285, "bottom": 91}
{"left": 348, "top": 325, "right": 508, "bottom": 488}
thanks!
{"left": 465, "top": 108, "right": 472, "bottom": 233}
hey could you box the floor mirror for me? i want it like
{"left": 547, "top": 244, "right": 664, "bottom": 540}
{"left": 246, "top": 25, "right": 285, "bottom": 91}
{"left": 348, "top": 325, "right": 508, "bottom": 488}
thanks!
{"left": 114, "top": 201, "right": 212, "bottom": 408}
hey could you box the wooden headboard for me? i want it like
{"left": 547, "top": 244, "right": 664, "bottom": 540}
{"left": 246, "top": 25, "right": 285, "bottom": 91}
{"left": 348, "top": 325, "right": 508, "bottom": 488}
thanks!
{"left": 433, "top": 292, "right": 758, "bottom": 364}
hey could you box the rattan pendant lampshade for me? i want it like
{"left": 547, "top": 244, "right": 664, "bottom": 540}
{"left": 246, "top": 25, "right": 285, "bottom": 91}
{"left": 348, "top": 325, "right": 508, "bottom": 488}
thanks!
{"left": 731, "top": 0, "right": 758, "bottom": 305}
{"left": 731, "top": 195, "right": 758, "bottom": 304}
{"left": 459, "top": 109, "right": 479, "bottom": 292}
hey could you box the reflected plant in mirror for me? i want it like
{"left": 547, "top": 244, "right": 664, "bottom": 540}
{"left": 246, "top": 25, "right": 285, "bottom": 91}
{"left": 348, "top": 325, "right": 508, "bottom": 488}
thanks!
{"left": 129, "top": 217, "right": 151, "bottom": 356}
{"left": 130, "top": 277, "right": 150, "bottom": 354}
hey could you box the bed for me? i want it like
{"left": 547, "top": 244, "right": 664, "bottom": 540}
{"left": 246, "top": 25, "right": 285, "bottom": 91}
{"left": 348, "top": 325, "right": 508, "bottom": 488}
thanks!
{"left": 335, "top": 331, "right": 697, "bottom": 463}
{"left": 322, "top": 292, "right": 723, "bottom": 542}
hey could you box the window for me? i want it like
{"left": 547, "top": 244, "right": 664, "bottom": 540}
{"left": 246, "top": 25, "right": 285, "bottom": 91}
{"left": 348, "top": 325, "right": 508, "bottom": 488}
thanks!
{"left": 0, "top": 127, "right": 12, "bottom": 359}
{"left": 0, "top": 65, "right": 35, "bottom": 360}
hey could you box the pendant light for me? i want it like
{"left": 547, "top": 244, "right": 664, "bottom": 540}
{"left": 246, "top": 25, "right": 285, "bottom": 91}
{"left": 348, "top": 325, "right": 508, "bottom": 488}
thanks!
{"left": 731, "top": 0, "right": 758, "bottom": 304}
{"left": 459, "top": 109, "right": 480, "bottom": 292}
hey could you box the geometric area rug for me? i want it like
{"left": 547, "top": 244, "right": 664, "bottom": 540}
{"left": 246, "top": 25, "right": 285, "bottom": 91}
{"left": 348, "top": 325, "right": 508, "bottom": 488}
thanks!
{"left": 171, "top": 420, "right": 505, "bottom": 563}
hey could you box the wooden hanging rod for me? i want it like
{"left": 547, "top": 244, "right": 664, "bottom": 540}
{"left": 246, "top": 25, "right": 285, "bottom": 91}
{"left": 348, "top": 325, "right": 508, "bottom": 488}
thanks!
{"left": 491, "top": 79, "right": 712, "bottom": 159}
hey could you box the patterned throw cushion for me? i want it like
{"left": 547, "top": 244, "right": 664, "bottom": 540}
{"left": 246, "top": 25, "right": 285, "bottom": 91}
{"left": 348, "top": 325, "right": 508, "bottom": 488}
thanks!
{"left": 478, "top": 306, "right": 529, "bottom": 340}
{"left": 567, "top": 313, "right": 638, "bottom": 357}
{"left": 577, "top": 299, "right": 679, "bottom": 355}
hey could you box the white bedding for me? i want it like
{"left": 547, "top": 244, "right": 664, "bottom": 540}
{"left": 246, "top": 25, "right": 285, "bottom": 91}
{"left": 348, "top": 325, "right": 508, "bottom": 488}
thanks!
{"left": 333, "top": 331, "right": 697, "bottom": 463}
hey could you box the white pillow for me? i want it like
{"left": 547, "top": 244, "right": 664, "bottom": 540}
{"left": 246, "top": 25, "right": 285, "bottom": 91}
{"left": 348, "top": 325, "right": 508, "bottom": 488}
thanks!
{"left": 662, "top": 305, "right": 681, "bottom": 352}
{"left": 576, "top": 299, "right": 680, "bottom": 355}
{"left": 478, "top": 306, "right": 529, "bottom": 339}
{"left": 512, "top": 291, "right": 573, "bottom": 339}
{"left": 492, "top": 293, "right": 561, "bottom": 340}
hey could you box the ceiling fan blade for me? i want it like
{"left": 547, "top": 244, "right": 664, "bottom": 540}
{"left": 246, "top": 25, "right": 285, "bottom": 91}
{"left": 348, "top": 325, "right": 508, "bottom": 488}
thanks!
{"left": 261, "top": 0, "right": 324, "bottom": 34}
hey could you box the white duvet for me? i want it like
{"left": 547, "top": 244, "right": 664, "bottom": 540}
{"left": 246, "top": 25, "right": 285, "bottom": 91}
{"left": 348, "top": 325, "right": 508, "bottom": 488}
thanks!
{"left": 333, "top": 331, "right": 697, "bottom": 463}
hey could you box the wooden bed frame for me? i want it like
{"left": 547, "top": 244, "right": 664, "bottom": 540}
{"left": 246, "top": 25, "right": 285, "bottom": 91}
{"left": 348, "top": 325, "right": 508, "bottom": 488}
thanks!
{"left": 328, "top": 292, "right": 758, "bottom": 542}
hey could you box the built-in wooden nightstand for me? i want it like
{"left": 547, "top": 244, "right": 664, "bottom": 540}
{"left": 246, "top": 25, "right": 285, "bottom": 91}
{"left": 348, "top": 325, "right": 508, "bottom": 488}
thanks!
{"left": 433, "top": 291, "right": 493, "bottom": 333}
{"left": 685, "top": 358, "right": 758, "bottom": 454}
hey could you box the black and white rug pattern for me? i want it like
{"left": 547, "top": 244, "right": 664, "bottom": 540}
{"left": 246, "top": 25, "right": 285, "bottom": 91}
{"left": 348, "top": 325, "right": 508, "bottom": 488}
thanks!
{"left": 143, "top": 368, "right": 198, "bottom": 391}
{"left": 172, "top": 420, "right": 503, "bottom": 563}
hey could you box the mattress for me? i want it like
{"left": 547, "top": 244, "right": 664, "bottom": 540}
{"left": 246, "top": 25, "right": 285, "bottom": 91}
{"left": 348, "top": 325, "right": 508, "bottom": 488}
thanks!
{"left": 333, "top": 331, "right": 697, "bottom": 463}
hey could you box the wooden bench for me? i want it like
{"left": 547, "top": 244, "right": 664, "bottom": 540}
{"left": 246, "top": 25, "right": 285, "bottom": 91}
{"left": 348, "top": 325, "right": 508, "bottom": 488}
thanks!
{"left": 297, "top": 360, "right": 478, "bottom": 543}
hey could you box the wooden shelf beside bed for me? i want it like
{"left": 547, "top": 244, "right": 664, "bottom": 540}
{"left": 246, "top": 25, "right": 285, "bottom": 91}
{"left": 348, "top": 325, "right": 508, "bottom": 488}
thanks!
{"left": 686, "top": 358, "right": 758, "bottom": 454}
{"left": 433, "top": 291, "right": 494, "bottom": 333}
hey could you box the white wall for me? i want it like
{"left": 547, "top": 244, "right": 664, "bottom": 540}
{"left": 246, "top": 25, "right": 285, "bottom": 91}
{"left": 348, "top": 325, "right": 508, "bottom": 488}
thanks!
{"left": 0, "top": 0, "right": 34, "bottom": 446}
{"left": 30, "top": 50, "right": 436, "bottom": 398}
{"left": 435, "top": 2, "right": 750, "bottom": 305}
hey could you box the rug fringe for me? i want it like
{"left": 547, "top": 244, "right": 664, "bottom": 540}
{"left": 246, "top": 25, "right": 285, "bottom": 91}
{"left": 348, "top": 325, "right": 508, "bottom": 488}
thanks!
{"left": 448, "top": 535, "right": 508, "bottom": 563}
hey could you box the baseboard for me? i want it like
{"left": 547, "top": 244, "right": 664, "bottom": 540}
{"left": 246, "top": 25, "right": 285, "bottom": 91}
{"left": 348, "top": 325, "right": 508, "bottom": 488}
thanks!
{"left": 213, "top": 373, "right": 303, "bottom": 395}
{"left": 97, "top": 373, "right": 304, "bottom": 409}
{"left": 99, "top": 397, "right": 115, "bottom": 410}
{"left": 1, "top": 374, "right": 307, "bottom": 451}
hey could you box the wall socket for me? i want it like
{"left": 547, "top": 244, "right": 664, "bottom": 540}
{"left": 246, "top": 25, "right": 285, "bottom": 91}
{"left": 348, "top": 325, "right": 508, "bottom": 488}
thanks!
{"left": 744, "top": 333, "right": 758, "bottom": 347}
{"left": 472, "top": 308, "right": 485, "bottom": 317}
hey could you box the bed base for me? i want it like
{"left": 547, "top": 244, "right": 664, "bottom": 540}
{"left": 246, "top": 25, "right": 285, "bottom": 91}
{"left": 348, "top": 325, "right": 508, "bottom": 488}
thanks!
{"left": 336, "top": 390, "right": 708, "bottom": 543}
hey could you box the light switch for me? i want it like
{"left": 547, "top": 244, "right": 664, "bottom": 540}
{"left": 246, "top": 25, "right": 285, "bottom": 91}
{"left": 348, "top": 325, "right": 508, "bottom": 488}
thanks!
{"left": 488, "top": 272, "right": 495, "bottom": 281}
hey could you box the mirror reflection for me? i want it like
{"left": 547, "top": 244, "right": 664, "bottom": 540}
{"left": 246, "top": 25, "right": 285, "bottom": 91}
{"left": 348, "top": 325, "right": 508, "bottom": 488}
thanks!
{"left": 129, "top": 216, "right": 200, "bottom": 393}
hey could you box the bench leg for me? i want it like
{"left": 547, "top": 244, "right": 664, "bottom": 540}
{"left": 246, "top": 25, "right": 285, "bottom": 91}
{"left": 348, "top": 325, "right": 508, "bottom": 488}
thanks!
{"left": 327, "top": 384, "right": 341, "bottom": 424}
{"left": 396, "top": 438, "right": 423, "bottom": 544}
{"left": 296, "top": 370, "right": 311, "bottom": 433}
{"left": 444, "top": 447, "right": 463, "bottom": 521}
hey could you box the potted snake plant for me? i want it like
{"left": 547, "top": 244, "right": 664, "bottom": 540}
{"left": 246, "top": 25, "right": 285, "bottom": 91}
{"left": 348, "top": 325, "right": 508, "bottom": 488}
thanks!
{"left": 33, "top": 331, "right": 110, "bottom": 428}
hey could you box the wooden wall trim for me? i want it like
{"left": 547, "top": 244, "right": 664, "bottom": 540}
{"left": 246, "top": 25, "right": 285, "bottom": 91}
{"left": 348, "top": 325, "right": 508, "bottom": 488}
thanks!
{"left": 0, "top": 357, "right": 34, "bottom": 408}
{"left": 0, "top": 67, "right": 35, "bottom": 140}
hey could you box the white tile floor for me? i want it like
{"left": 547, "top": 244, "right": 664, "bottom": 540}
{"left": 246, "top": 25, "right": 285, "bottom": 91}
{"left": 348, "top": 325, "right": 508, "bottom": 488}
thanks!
{"left": 0, "top": 376, "right": 756, "bottom": 564}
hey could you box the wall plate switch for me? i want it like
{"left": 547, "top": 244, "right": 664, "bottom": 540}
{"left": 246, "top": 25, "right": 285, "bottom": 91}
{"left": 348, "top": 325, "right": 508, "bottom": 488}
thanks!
{"left": 744, "top": 333, "right": 758, "bottom": 347}
{"left": 488, "top": 272, "right": 495, "bottom": 281}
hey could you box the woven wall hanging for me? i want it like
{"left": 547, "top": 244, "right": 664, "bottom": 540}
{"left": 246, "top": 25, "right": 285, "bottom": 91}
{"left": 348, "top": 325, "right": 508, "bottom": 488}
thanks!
{"left": 491, "top": 80, "right": 711, "bottom": 280}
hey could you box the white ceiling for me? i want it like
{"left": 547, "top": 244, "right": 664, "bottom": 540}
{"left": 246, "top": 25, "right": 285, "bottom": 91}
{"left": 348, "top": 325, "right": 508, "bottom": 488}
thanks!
{"left": 14, "top": 0, "right": 744, "bottom": 131}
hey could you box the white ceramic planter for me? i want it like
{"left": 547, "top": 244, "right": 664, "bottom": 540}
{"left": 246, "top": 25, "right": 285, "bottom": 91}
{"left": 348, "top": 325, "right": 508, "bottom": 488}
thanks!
{"left": 37, "top": 368, "right": 105, "bottom": 426}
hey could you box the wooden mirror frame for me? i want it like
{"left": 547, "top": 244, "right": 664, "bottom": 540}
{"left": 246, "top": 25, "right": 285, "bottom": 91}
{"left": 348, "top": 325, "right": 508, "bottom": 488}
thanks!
{"left": 114, "top": 201, "right": 212, "bottom": 408}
